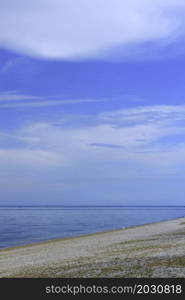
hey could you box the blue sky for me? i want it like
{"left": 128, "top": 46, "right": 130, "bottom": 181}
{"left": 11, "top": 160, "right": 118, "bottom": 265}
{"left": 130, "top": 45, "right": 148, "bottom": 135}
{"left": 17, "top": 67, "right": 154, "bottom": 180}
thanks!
{"left": 1, "top": 0, "right": 185, "bottom": 205}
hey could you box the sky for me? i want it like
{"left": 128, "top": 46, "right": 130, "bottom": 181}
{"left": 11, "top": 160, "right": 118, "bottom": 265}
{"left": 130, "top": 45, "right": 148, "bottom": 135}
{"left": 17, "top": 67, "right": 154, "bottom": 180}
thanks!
{"left": 1, "top": 0, "right": 185, "bottom": 205}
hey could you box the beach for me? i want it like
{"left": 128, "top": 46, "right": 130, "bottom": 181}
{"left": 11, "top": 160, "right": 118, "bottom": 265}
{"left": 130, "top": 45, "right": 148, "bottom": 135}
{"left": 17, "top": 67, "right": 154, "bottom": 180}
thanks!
{"left": 0, "top": 217, "right": 185, "bottom": 278}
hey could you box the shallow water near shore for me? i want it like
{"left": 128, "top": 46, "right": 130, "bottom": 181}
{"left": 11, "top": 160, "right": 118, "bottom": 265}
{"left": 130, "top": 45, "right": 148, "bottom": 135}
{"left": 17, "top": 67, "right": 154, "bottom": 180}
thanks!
{"left": 0, "top": 205, "right": 184, "bottom": 249}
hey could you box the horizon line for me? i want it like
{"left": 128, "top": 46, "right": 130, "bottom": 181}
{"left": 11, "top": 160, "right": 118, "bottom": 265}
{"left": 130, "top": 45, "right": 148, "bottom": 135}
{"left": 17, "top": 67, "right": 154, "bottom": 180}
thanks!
{"left": 0, "top": 205, "right": 184, "bottom": 207}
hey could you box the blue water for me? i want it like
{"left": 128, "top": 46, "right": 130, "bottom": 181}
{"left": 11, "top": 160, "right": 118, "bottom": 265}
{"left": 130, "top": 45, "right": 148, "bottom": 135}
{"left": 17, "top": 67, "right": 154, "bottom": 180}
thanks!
{"left": 0, "top": 206, "right": 184, "bottom": 249}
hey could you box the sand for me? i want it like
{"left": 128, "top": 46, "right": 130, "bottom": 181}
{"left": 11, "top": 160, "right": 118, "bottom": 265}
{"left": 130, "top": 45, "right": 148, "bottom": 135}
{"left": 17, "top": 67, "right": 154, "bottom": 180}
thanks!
{"left": 0, "top": 217, "right": 185, "bottom": 278}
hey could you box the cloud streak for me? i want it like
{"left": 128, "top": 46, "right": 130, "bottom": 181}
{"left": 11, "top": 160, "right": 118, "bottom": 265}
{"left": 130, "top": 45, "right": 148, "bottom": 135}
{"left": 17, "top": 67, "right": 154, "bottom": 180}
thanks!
{"left": 0, "top": 92, "right": 40, "bottom": 101}
{"left": 1, "top": 0, "right": 185, "bottom": 60}
{"left": 0, "top": 91, "right": 104, "bottom": 108}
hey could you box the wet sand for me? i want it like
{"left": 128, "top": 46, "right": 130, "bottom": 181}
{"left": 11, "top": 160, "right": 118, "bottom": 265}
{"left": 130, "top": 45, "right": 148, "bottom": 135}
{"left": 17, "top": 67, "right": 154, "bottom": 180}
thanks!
{"left": 0, "top": 217, "right": 185, "bottom": 277}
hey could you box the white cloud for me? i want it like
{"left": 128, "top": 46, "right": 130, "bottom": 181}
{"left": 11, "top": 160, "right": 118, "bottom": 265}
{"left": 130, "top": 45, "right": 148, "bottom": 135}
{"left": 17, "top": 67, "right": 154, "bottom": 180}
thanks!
{"left": 100, "top": 105, "right": 185, "bottom": 120}
{"left": 2, "top": 104, "right": 185, "bottom": 204}
{"left": 1, "top": 104, "right": 185, "bottom": 184}
{"left": 16, "top": 104, "right": 185, "bottom": 170}
{"left": 0, "top": 0, "right": 185, "bottom": 60}
{"left": 0, "top": 99, "right": 104, "bottom": 108}
{"left": 0, "top": 92, "right": 40, "bottom": 101}
{"left": 0, "top": 91, "right": 104, "bottom": 107}
{"left": 99, "top": 105, "right": 185, "bottom": 129}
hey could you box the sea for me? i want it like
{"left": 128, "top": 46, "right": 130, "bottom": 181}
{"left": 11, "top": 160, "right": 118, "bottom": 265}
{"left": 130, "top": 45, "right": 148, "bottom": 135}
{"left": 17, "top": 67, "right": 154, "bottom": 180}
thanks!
{"left": 0, "top": 206, "right": 184, "bottom": 249}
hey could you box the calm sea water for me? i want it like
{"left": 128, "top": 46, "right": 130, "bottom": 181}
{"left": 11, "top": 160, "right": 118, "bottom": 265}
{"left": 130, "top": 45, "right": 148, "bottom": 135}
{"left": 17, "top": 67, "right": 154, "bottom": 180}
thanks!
{"left": 0, "top": 206, "right": 184, "bottom": 249}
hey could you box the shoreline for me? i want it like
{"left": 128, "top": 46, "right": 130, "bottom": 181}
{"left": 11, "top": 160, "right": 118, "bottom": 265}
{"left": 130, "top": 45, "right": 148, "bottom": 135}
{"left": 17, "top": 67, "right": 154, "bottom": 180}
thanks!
{"left": 0, "top": 216, "right": 185, "bottom": 277}
{"left": 1, "top": 215, "right": 184, "bottom": 252}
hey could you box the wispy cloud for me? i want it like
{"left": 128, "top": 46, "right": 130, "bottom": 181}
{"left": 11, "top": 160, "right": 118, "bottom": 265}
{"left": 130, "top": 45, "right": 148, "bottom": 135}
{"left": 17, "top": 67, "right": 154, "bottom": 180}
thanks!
{"left": 99, "top": 105, "right": 185, "bottom": 125}
{"left": 0, "top": 0, "right": 185, "bottom": 60}
{"left": 1, "top": 104, "right": 185, "bottom": 204}
{"left": 4, "top": 104, "right": 185, "bottom": 171}
{"left": 1, "top": 60, "right": 16, "bottom": 73}
{"left": 0, "top": 91, "right": 105, "bottom": 108}
{"left": 0, "top": 92, "right": 40, "bottom": 101}
{"left": 0, "top": 57, "right": 25, "bottom": 73}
